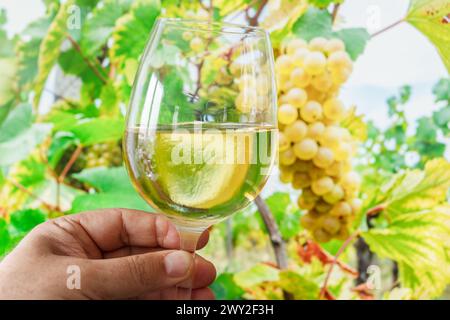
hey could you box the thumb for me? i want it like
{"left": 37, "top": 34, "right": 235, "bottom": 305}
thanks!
{"left": 82, "top": 250, "right": 193, "bottom": 299}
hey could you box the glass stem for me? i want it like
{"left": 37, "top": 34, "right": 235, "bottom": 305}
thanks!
{"left": 175, "top": 227, "right": 203, "bottom": 300}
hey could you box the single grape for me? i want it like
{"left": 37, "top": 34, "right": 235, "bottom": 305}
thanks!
{"left": 308, "top": 37, "right": 328, "bottom": 52}
{"left": 238, "top": 74, "right": 256, "bottom": 91}
{"left": 340, "top": 171, "right": 361, "bottom": 193}
{"left": 301, "top": 101, "right": 323, "bottom": 123}
{"left": 325, "top": 39, "right": 345, "bottom": 54}
{"left": 327, "top": 51, "right": 352, "bottom": 70}
{"left": 293, "top": 159, "right": 313, "bottom": 173}
{"left": 313, "top": 228, "right": 331, "bottom": 243}
{"left": 325, "top": 161, "right": 343, "bottom": 177}
{"left": 276, "top": 55, "right": 293, "bottom": 75}
{"left": 330, "top": 201, "right": 352, "bottom": 217}
{"left": 315, "top": 200, "right": 332, "bottom": 213}
{"left": 311, "top": 176, "right": 334, "bottom": 196}
{"left": 280, "top": 148, "right": 296, "bottom": 166}
{"left": 322, "top": 216, "right": 341, "bottom": 234}
{"left": 334, "top": 142, "right": 352, "bottom": 161}
{"left": 304, "top": 51, "right": 327, "bottom": 75}
{"left": 286, "top": 38, "right": 308, "bottom": 55}
{"left": 319, "top": 126, "right": 342, "bottom": 148}
{"left": 280, "top": 166, "right": 294, "bottom": 183}
{"left": 336, "top": 227, "right": 350, "bottom": 240}
{"left": 290, "top": 67, "right": 311, "bottom": 88}
{"left": 307, "top": 121, "right": 325, "bottom": 140}
{"left": 323, "top": 184, "right": 345, "bottom": 204}
{"left": 297, "top": 194, "right": 316, "bottom": 210}
{"left": 349, "top": 198, "right": 363, "bottom": 214}
{"left": 323, "top": 98, "right": 345, "bottom": 122}
{"left": 284, "top": 120, "right": 308, "bottom": 142}
{"left": 292, "top": 172, "right": 311, "bottom": 189}
{"left": 293, "top": 138, "right": 318, "bottom": 160}
{"left": 311, "top": 71, "right": 333, "bottom": 92}
{"left": 300, "top": 213, "right": 318, "bottom": 229}
{"left": 308, "top": 165, "right": 326, "bottom": 180}
{"left": 313, "top": 147, "right": 335, "bottom": 168}
{"left": 278, "top": 104, "right": 298, "bottom": 125}
{"left": 286, "top": 88, "right": 308, "bottom": 108}
{"left": 291, "top": 48, "right": 309, "bottom": 67}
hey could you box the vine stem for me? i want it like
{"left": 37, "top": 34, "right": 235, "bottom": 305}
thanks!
{"left": 58, "top": 145, "right": 83, "bottom": 183}
{"left": 254, "top": 195, "right": 293, "bottom": 300}
{"left": 319, "top": 230, "right": 361, "bottom": 299}
{"left": 370, "top": 18, "right": 405, "bottom": 38}
{"left": 10, "top": 180, "right": 57, "bottom": 212}
{"left": 66, "top": 34, "right": 108, "bottom": 84}
{"left": 248, "top": 0, "right": 269, "bottom": 26}
{"left": 331, "top": 3, "right": 341, "bottom": 24}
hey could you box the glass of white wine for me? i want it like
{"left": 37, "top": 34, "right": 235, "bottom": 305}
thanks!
{"left": 123, "top": 18, "right": 278, "bottom": 298}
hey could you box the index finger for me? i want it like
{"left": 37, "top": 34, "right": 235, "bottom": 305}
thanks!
{"left": 64, "top": 208, "right": 209, "bottom": 252}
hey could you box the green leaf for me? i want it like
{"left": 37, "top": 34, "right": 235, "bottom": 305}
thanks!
{"left": 415, "top": 117, "right": 437, "bottom": 142}
{"left": 34, "top": 0, "right": 74, "bottom": 106}
{"left": 234, "top": 263, "right": 279, "bottom": 288}
{"left": 406, "top": 0, "right": 450, "bottom": 73}
{"left": 0, "top": 58, "right": 17, "bottom": 106}
{"left": 278, "top": 270, "right": 321, "bottom": 300}
{"left": 80, "top": 0, "right": 132, "bottom": 57}
{"left": 0, "top": 103, "right": 33, "bottom": 143}
{"left": 433, "top": 78, "right": 450, "bottom": 103}
{"left": 307, "top": 0, "right": 343, "bottom": 9}
{"left": 16, "top": 157, "right": 47, "bottom": 188}
{"left": 10, "top": 209, "right": 47, "bottom": 233}
{"left": 111, "top": 0, "right": 161, "bottom": 64}
{"left": 0, "top": 124, "right": 52, "bottom": 166}
{"left": 71, "top": 166, "right": 151, "bottom": 212}
{"left": 0, "top": 218, "right": 11, "bottom": 256}
{"left": 432, "top": 106, "right": 450, "bottom": 135}
{"left": 333, "top": 28, "right": 370, "bottom": 61}
{"left": 263, "top": 192, "right": 302, "bottom": 239}
{"left": 47, "top": 132, "right": 79, "bottom": 168}
{"left": 382, "top": 158, "right": 450, "bottom": 216}
{"left": 341, "top": 106, "right": 368, "bottom": 142}
{"left": 69, "top": 117, "right": 124, "bottom": 146}
{"left": 292, "top": 8, "right": 332, "bottom": 41}
{"left": 99, "top": 82, "right": 119, "bottom": 116}
{"left": 72, "top": 166, "right": 131, "bottom": 193}
{"left": 210, "top": 273, "right": 245, "bottom": 300}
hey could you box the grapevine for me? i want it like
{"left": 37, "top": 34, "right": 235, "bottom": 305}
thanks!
{"left": 276, "top": 37, "right": 362, "bottom": 243}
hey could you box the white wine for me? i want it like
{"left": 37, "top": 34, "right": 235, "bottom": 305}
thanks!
{"left": 124, "top": 123, "right": 277, "bottom": 229}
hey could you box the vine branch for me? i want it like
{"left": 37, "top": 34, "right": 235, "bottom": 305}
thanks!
{"left": 254, "top": 195, "right": 293, "bottom": 300}
{"left": 319, "top": 230, "right": 361, "bottom": 299}
{"left": 331, "top": 3, "right": 341, "bottom": 24}
{"left": 66, "top": 34, "right": 108, "bottom": 84}
{"left": 370, "top": 18, "right": 405, "bottom": 38}
{"left": 248, "top": 0, "right": 268, "bottom": 26}
{"left": 58, "top": 144, "right": 83, "bottom": 183}
{"left": 10, "top": 180, "right": 57, "bottom": 212}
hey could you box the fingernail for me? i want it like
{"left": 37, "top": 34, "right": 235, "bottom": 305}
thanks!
{"left": 164, "top": 251, "right": 192, "bottom": 277}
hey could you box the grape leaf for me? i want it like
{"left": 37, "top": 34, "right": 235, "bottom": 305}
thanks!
{"left": 0, "top": 103, "right": 33, "bottom": 143}
{"left": 210, "top": 273, "right": 245, "bottom": 300}
{"left": 292, "top": 8, "right": 333, "bottom": 41}
{"left": 34, "top": 0, "right": 74, "bottom": 106}
{"left": 0, "top": 124, "right": 52, "bottom": 166}
{"left": 278, "top": 270, "right": 320, "bottom": 300}
{"left": 234, "top": 263, "right": 280, "bottom": 288}
{"left": 10, "top": 209, "right": 47, "bottom": 233}
{"left": 262, "top": 192, "right": 302, "bottom": 239}
{"left": 99, "top": 82, "right": 119, "bottom": 116}
{"left": 111, "top": 0, "right": 161, "bottom": 65}
{"left": 16, "top": 157, "right": 47, "bottom": 188}
{"left": 341, "top": 106, "right": 368, "bottom": 142}
{"left": 307, "top": 0, "right": 343, "bottom": 9}
{"left": 71, "top": 166, "right": 151, "bottom": 212}
{"left": 382, "top": 158, "right": 450, "bottom": 216}
{"left": 69, "top": 117, "right": 124, "bottom": 146}
{"left": 0, "top": 218, "right": 11, "bottom": 256}
{"left": 433, "top": 78, "right": 450, "bottom": 103}
{"left": 333, "top": 28, "right": 370, "bottom": 61}
{"left": 80, "top": 0, "right": 132, "bottom": 57}
{"left": 362, "top": 207, "right": 450, "bottom": 298}
{"left": 406, "top": 0, "right": 450, "bottom": 73}
{"left": 0, "top": 58, "right": 17, "bottom": 106}
{"left": 47, "top": 132, "right": 79, "bottom": 168}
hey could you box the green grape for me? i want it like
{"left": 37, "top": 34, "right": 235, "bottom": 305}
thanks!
{"left": 334, "top": 142, "right": 352, "bottom": 161}
{"left": 311, "top": 71, "right": 333, "bottom": 92}
{"left": 286, "top": 38, "right": 307, "bottom": 55}
{"left": 312, "top": 147, "right": 334, "bottom": 168}
{"left": 330, "top": 201, "right": 352, "bottom": 217}
{"left": 311, "top": 176, "right": 334, "bottom": 196}
{"left": 325, "top": 39, "right": 345, "bottom": 54}
{"left": 278, "top": 132, "right": 290, "bottom": 152}
{"left": 323, "top": 184, "right": 345, "bottom": 204}
{"left": 300, "top": 213, "right": 318, "bottom": 229}
{"left": 278, "top": 104, "right": 298, "bottom": 125}
{"left": 323, "top": 98, "right": 345, "bottom": 122}
{"left": 284, "top": 120, "right": 308, "bottom": 142}
{"left": 290, "top": 67, "right": 311, "bottom": 88}
{"left": 301, "top": 101, "right": 323, "bottom": 123}
{"left": 308, "top": 165, "right": 326, "bottom": 180}
{"left": 313, "top": 228, "right": 331, "bottom": 242}
{"left": 322, "top": 216, "right": 341, "bottom": 234}
{"left": 308, "top": 37, "right": 328, "bottom": 52}
{"left": 319, "top": 126, "right": 342, "bottom": 148}
{"left": 280, "top": 166, "right": 294, "bottom": 183}
{"left": 286, "top": 88, "right": 308, "bottom": 108}
{"left": 276, "top": 55, "right": 293, "bottom": 75}
{"left": 298, "top": 194, "right": 316, "bottom": 210}
{"left": 327, "top": 51, "right": 352, "bottom": 70}
{"left": 279, "top": 148, "right": 296, "bottom": 165}
{"left": 291, "top": 48, "right": 309, "bottom": 67}
{"left": 292, "top": 172, "right": 311, "bottom": 189}
{"left": 340, "top": 171, "right": 361, "bottom": 193}
{"left": 304, "top": 51, "right": 326, "bottom": 75}
{"left": 315, "top": 200, "right": 332, "bottom": 213}
{"left": 293, "top": 159, "right": 313, "bottom": 173}
{"left": 307, "top": 121, "right": 325, "bottom": 140}
{"left": 293, "top": 138, "right": 318, "bottom": 160}
{"left": 349, "top": 198, "right": 363, "bottom": 214}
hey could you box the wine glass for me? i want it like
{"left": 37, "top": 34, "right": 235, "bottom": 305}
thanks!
{"left": 123, "top": 18, "right": 278, "bottom": 299}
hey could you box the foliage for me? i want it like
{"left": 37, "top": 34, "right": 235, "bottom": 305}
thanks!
{"left": 0, "top": 0, "right": 448, "bottom": 300}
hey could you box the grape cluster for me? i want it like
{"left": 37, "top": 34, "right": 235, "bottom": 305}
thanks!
{"left": 84, "top": 141, "right": 122, "bottom": 168}
{"left": 275, "top": 37, "right": 362, "bottom": 243}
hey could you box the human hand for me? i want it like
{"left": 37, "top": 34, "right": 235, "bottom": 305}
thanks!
{"left": 0, "top": 209, "right": 216, "bottom": 300}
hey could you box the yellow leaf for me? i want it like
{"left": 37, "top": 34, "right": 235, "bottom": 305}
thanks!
{"left": 341, "top": 106, "right": 367, "bottom": 142}
{"left": 406, "top": 0, "right": 450, "bottom": 73}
